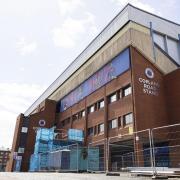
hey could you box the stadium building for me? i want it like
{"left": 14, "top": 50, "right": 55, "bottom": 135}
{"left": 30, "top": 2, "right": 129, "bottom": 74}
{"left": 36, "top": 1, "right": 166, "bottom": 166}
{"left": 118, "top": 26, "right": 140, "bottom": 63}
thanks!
{"left": 6, "top": 4, "right": 180, "bottom": 172}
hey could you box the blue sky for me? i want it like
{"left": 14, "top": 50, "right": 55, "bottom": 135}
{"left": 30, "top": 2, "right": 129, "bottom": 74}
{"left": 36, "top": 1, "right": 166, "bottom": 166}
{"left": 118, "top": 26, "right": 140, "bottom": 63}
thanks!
{"left": 0, "top": 0, "right": 179, "bottom": 148}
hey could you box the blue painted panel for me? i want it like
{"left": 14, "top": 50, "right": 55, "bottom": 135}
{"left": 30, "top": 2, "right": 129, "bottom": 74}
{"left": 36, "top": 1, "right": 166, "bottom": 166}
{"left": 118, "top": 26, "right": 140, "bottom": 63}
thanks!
{"left": 60, "top": 48, "right": 130, "bottom": 112}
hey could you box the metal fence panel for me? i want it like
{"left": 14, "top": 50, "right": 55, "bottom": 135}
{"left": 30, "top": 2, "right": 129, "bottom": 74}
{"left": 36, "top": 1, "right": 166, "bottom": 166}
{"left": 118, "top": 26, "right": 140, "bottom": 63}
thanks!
{"left": 108, "top": 129, "right": 153, "bottom": 173}
{"left": 152, "top": 123, "right": 180, "bottom": 176}
{"left": 87, "top": 139, "right": 107, "bottom": 172}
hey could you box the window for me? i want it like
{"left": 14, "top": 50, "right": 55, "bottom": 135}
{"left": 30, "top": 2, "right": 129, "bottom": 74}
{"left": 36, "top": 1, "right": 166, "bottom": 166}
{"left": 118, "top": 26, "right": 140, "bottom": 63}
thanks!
{"left": 88, "top": 105, "right": 95, "bottom": 113}
{"left": 61, "top": 120, "right": 65, "bottom": 127}
{"left": 109, "top": 119, "right": 118, "bottom": 129}
{"left": 72, "top": 114, "right": 78, "bottom": 121}
{"left": 21, "top": 127, "right": 28, "bottom": 133}
{"left": 118, "top": 90, "right": 122, "bottom": 99}
{"left": 66, "top": 118, "right": 70, "bottom": 124}
{"left": 98, "top": 123, "right": 104, "bottom": 134}
{"left": 61, "top": 118, "right": 70, "bottom": 127}
{"left": 109, "top": 93, "right": 117, "bottom": 103}
{"left": 94, "top": 126, "right": 97, "bottom": 135}
{"left": 88, "top": 127, "right": 94, "bottom": 136}
{"left": 81, "top": 110, "right": 85, "bottom": 117}
{"left": 18, "top": 147, "right": 24, "bottom": 154}
{"left": 118, "top": 117, "right": 122, "bottom": 127}
{"left": 98, "top": 100, "right": 105, "bottom": 109}
{"left": 123, "top": 85, "right": 132, "bottom": 97}
{"left": 124, "top": 113, "right": 133, "bottom": 125}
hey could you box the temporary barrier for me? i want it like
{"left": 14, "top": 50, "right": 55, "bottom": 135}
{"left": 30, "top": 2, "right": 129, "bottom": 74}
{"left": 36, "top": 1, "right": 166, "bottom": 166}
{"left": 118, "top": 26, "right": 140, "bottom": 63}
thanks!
{"left": 87, "top": 139, "right": 107, "bottom": 172}
{"left": 108, "top": 129, "right": 153, "bottom": 173}
{"left": 38, "top": 144, "right": 83, "bottom": 172}
{"left": 29, "top": 125, "right": 180, "bottom": 176}
{"left": 151, "top": 123, "right": 180, "bottom": 176}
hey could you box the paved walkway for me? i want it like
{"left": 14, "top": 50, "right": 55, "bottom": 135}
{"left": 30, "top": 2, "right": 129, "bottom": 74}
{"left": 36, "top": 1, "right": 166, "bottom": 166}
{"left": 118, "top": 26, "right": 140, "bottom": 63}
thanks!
{"left": 0, "top": 172, "right": 151, "bottom": 180}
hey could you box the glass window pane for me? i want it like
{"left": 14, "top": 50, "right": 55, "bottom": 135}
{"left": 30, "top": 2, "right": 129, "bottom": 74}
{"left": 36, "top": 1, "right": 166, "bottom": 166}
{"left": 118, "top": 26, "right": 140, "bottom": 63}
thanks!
{"left": 109, "top": 119, "right": 117, "bottom": 129}
{"left": 124, "top": 113, "right": 133, "bottom": 125}
{"left": 98, "top": 123, "right": 104, "bottom": 133}
{"left": 21, "top": 127, "right": 28, "bottom": 133}
{"left": 110, "top": 94, "right": 117, "bottom": 103}
{"left": 88, "top": 127, "right": 94, "bottom": 136}
{"left": 99, "top": 100, "right": 105, "bottom": 108}
{"left": 18, "top": 148, "right": 24, "bottom": 154}
{"left": 90, "top": 105, "right": 95, "bottom": 113}
{"left": 112, "top": 119, "right": 117, "bottom": 128}
{"left": 124, "top": 86, "right": 132, "bottom": 97}
{"left": 82, "top": 110, "right": 85, "bottom": 117}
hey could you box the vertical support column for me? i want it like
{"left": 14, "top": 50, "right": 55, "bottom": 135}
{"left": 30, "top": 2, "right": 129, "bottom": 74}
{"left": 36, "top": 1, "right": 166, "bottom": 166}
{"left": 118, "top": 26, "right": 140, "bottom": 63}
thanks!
{"left": 164, "top": 35, "right": 169, "bottom": 54}
{"left": 84, "top": 98, "right": 88, "bottom": 146}
{"left": 150, "top": 22, "right": 156, "bottom": 63}
{"left": 178, "top": 34, "right": 180, "bottom": 61}
{"left": 148, "top": 129, "right": 154, "bottom": 169}
{"left": 151, "top": 128, "right": 157, "bottom": 176}
{"left": 104, "top": 86, "right": 108, "bottom": 172}
{"left": 134, "top": 138, "right": 144, "bottom": 167}
{"left": 70, "top": 107, "right": 73, "bottom": 129}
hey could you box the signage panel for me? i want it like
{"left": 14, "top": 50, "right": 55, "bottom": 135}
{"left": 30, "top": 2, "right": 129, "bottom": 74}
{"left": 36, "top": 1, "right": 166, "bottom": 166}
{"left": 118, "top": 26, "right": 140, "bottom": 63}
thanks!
{"left": 59, "top": 48, "right": 130, "bottom": 112}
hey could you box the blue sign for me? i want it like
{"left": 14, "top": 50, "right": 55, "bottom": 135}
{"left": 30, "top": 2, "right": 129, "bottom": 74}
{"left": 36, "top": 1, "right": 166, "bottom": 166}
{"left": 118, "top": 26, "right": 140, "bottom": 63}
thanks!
{"left": 59, "top": 48, "right": 130, "bottom": 112}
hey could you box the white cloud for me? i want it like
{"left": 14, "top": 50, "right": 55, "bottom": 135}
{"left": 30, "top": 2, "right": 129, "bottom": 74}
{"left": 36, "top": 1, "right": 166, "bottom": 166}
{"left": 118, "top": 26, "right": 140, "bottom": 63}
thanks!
{"left": 51, "top": 12, "right": 98, "bottom": 48}
{"left": 19, "top": 67, "right": 25, "bottom": 71}
{"left": 57, "top": 0, "right": 84, "bottom": 16}
{"left": 16, "top": 38, "right": 38, "bottom": 56}
{"left": 0, "top": 83, "right": 46, "bottom": 148}
{"left": 111, "top": 0, "right": 157, "bottom": 14}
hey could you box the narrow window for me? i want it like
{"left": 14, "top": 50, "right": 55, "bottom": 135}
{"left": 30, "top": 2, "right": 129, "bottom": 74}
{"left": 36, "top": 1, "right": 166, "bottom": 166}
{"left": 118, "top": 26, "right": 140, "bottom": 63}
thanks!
{"left": 123, "top": 85, "right": 132, "bottom": 97}
{"left": 109, "top": 93, "right": 117, "bottom": 103}
{"left": 98, "top": 123, "right": 104, "bottom": 134}
{"left": 81, "top": 110, "right": 85, "bottom": 117}
{"left": 72, "top": 114, "right": 78, "bottom": 121}
{"left": 88, "top": 105, "right": 95, "bottom": 113}
{"left": 109, "top": 119, "right": 117, "bottom": 129}
{"left": 21, "top": 127, "right": 28, "bottom": 133}
{"left": 98, "top": 100, "right": 105, "bottom": 109}
{"left": 61, "top": 120, "right": 65, "bottom": 127}
{"left": 94, "top": 126, "right": 97, "bottom": 135}
{"left": 88, "top": 127, "right": 94, "bottom": 136}
{"left": 124, "top": 113, "right": 133, "bottom": 125}
{"left": 118, "top": 117, "right": 122, "bottom": 128}
{"left": 18, "top": 147, "right": 25, "bottom": 154}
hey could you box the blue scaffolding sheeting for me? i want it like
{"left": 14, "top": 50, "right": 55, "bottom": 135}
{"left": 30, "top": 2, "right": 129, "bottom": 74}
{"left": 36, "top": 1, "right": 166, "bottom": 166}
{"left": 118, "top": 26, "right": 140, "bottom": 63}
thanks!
{"left": 68, "top": 129, "right": 84, "bottom": 142}
{"left": 29, "top": 154, "right": 39, "bottom": 172}
{"left": 36, "top": 127, "right": 54, "bottom": 142}
{"left": 29, "top": 127, "right": 86, "bottom": 172}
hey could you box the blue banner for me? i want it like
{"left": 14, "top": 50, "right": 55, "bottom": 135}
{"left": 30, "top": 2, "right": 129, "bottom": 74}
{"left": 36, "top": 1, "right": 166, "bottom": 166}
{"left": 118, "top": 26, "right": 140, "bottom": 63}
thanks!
{"left": 59, "top": 48, "right": 130, "bottom": 112}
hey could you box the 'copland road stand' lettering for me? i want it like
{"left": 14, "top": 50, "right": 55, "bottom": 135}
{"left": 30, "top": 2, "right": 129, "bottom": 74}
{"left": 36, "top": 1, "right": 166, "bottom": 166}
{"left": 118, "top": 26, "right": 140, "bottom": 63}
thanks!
{"left": 139, "top": 78, "right": 160, "bottom": 96}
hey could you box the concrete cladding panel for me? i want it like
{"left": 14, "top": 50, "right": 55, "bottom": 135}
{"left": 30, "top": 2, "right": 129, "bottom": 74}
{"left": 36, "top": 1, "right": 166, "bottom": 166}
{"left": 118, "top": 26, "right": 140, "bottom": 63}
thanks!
{"left": 155, "top": 46, "right": 177, "bottom": 74}
{"left": 50, "top": 29, "right": 131, "bottom": 103}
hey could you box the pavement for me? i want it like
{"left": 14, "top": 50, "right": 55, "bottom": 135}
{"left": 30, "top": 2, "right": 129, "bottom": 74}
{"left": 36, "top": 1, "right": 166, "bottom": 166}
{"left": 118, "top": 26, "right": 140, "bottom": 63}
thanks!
{"left": 0, "top": 172, "right": 180, "bottom": 180}
{"left": 0, "top": 172, "right": 152, "bottom": 180}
